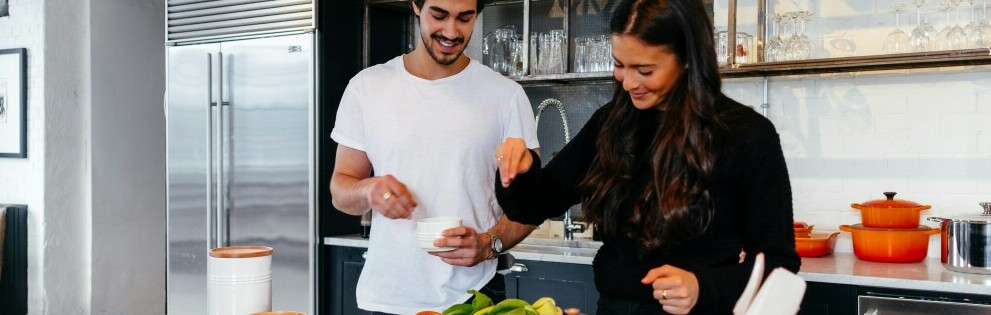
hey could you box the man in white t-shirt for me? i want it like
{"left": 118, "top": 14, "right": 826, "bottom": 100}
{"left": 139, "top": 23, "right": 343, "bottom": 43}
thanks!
{"left": 329, "top": 0, "right": 541, "bottom": 313}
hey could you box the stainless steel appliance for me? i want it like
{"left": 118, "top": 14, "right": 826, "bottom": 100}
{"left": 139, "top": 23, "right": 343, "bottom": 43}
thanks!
{"left": 166, "top": 32, "right": 316, "bottom": 315}
{"left": 859, "top": 294, "right": 991, "bottom": 314}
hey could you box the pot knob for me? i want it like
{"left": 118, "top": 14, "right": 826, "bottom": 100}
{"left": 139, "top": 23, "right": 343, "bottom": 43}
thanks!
{"left": 981, "top": 202, "right": 991, "bottom": 216}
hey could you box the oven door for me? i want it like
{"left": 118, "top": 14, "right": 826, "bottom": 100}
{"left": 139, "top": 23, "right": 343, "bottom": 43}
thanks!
{"left": 858, "top": 294, "right": 991, "bottom": 314}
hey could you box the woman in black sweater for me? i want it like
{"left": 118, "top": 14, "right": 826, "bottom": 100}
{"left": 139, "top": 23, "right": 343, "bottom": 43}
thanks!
{"left": 493, "top": 0, "right": 800, "bottom": 314}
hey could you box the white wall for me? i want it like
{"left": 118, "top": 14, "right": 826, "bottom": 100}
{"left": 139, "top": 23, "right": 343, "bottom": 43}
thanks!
{"left": 0, "top": 0, "right": 47, "bottom": 312}
{"left": 714, "top": 0, "right": 991, "bottom": 256}
{"left": 1, "top": 0, "right": 165, "bottom": 313}
{"left": 89, "top": 0, "right": 165, "bottom": 313}
{"left": 44, "top": 0, "right": 90, "bottom": 313}
{"left": 724, "top": 69, "right": 991, "bottom": 256}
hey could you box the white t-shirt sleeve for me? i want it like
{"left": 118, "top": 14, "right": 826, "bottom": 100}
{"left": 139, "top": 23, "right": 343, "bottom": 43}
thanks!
{"left": 505, "top": 87, "right": 540, "bottom": 149}
{"left": 330, "top": 78, "right": 366, "bottom": 151}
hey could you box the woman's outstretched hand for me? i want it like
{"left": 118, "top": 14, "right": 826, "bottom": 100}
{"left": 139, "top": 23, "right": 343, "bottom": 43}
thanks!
{"left": 495, "top": 137, "right": 533, "bottom": 188}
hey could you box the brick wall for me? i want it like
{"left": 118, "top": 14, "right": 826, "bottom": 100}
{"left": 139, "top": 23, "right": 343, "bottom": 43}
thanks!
{"left": 0, "top": 0, "right": 46, "bottom": 312}
{"left": 713, "top": 0, "right": 991, "bottom": 256}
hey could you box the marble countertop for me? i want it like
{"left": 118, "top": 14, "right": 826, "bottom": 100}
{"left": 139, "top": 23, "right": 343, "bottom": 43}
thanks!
{"left": 324, "top": 235, "right": 991, "bottom": 295}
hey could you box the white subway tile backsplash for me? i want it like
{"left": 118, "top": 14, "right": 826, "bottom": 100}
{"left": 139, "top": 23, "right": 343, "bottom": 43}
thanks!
{"left": 906, "top": 90, "right": 977, "bottom": 114}
{"left": 843, "top": 134, "right": 910, "bottom": 156}
{"left": 791, "top": 178, "right": 844, "bottom": 193}
{"left": 907, "top": 179, "right": 979, "bottom": 195}
{"left": 907, "top": 132, "right": 978, "bottom": 155}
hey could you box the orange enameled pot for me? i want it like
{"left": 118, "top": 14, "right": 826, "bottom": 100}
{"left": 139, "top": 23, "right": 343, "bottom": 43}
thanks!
{"left": 851, "top": 192, "right": 931, "bottom": 228}
{"left": 795, "top": 231, "right": 840, "bottom": 257}
{"left": 839, "top": 224, "right": 940, "bottom": 263}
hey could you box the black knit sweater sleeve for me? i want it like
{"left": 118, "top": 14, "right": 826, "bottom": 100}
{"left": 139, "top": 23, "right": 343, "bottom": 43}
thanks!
{"left": 495, "top": 105, "right": 608, "bottom": 226}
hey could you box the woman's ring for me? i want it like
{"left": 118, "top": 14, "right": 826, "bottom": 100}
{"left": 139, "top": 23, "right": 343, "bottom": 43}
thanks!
{"left": 382, "top": 192, "right": 392, "bottom": 201}
{"left": 662, "top": 289, "right": 668, "bottom": 300}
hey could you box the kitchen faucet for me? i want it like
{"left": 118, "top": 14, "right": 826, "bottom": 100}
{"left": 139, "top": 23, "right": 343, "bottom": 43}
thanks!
{"left": 535, "top": 98, "right": 586, "bottom": 240}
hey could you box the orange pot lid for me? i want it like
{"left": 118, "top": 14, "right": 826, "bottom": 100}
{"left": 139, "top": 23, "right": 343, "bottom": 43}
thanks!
{"left": 857, "top": 192, "right": 924, "bottom": 208}
{"left": 209, "top": 246, "right": 273, "bottom": 258}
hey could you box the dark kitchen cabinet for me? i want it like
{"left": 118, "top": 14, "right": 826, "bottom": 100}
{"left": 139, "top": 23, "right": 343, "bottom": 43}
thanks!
{"left": 798, "top": 282, "right": 856, "bottom": 315}
{"left": 327, "top": 246, "right": 366, "bottom": 315}
{"left": 504, "top": 259, "right": 599, "bottom": 313}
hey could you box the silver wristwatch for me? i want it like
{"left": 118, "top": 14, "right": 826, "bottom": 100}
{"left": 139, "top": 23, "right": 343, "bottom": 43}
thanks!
{"left": 486, "top": 232, "right": 503, "bottom": 255}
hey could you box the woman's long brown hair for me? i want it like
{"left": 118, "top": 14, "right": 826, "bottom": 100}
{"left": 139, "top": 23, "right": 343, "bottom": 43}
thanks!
{"left": 581, "top": 0, "right": 727, "bottom": 251}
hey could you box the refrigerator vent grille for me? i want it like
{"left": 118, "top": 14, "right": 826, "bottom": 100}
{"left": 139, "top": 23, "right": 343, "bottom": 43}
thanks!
{"left": 167, "top": 0, "right": 314, "bottom": 42}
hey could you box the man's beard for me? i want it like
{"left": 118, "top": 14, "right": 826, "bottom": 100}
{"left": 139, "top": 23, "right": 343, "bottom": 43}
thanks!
{"left": 422, "top": 32, "right": 467, "bottom": 65}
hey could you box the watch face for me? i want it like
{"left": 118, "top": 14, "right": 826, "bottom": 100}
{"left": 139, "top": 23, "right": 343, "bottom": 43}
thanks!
{"left": 492, "top": 236, "right": 503, "bottom": 252}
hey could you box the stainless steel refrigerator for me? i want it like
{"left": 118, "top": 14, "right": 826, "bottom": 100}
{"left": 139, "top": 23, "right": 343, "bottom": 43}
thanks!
{"left": 166, "top": 32, "right": 316, "bottom": 315}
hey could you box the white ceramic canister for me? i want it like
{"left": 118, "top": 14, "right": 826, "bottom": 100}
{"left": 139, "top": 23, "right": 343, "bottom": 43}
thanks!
{"left": 208, "top": 246, "right": 273, "bottom": 315}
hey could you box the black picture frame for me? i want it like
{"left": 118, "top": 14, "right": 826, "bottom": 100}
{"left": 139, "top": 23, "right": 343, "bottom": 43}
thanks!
{"left": 0, "top": 48, "right": 26, "bottom": 158}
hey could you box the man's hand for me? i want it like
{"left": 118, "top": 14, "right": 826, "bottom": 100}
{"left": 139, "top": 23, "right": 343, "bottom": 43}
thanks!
{"left": 429, "top": 226, "right": 493, "bottom": 267}
{"left": 366, "top": 175, "right": 417, "bottom": 219}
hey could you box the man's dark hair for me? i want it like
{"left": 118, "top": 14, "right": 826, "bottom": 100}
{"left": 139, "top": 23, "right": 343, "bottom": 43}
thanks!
{"left": 412, "top": 0, "right": 484, "bottom": 13}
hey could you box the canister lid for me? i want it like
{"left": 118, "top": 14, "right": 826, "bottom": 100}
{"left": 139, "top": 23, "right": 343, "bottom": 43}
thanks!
{"left": 209, "top": 246, "right": 273, "bottom": 258}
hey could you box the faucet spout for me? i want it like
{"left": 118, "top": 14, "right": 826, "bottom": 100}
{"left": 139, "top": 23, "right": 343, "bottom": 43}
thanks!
{"left": 535, "top": 98, "right": 583, "bottom": 240}
{"left": 535, "top": 98, "right": 571, "bottom": 144}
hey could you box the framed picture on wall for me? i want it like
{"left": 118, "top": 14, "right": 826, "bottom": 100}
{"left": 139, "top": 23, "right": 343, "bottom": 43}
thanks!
{"left": 0, "top": 0, "right": 8, "bottom": 17}
{"left": 0, "top": 48, "right": 26, "bottom": 158}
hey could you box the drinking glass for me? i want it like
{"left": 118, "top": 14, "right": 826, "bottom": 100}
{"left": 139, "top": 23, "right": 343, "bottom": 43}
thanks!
{"left": 794, "top": 11, "right": 813, "bottom": 59}
{"left": 530, "top": 32, "right": 540, "bottom": 75}
{"left": 910, "top": 0, "right": 933, "bottom": 52}
{"left": 715, "top": 30, "right": 729, "bottom": 65}
{"left": 765, "top": 13, "right": 785, "bottom": 62}
{"left": 965, "top": 0, "right": 988, "bottom": 47}
{"left": 574, "top": 37, "right": 587, "bottom": 72}
{"left": 884, "top": 5, "right": 911, "bottom": 53}
{"left": 947, "top": 0, "right": 969, "bottom": 49}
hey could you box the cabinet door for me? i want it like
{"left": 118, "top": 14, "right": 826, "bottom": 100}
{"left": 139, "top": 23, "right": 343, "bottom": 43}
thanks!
{"left": 342, "top": 259, "right": 365, "bottom": 315}
{"left": 328, "top": 246, "right": 366, "bottom": 315}
{"left": 506, "top": 260, "right": 599, "bottom": 312}
{"left": 799, "top": 282, "right": 855, "bottom": 315}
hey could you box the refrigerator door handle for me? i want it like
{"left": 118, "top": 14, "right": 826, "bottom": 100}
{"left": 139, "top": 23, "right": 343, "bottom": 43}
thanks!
{"left": 217, "top": 52, "right": 228, "bottom": 248}
{"left": 222, "top": 54, "right": 233, "bottom": 249}
{"left": 207, "top": 53, "right": 218, "bottom": 250}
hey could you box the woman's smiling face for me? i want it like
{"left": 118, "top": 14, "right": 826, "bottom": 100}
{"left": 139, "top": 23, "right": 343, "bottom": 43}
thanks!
{"left": 611, "top": 34, "right": 685, "bottom": 110}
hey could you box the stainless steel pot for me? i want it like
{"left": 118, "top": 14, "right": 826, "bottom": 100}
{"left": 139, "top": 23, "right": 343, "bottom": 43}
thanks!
{"left": 928, "top": 202, "right": 991, "bottom": 274}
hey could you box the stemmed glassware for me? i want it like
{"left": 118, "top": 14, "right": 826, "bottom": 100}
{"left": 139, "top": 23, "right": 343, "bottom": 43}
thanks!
{"left": 884, "top": 4, "right": 911, "bottom": 53}
{"left": 947, "top": 0, "right": 970, "bottom": 49}
{"left": 792, "top": 11, "right": 813, "bottom": 59}
{"left": 977, "top": 0, "right": 991, "bottom": 48}
{"left": 765, "top": 13, "right": 785, "bottom": 62}
{"left": 910, "top": 0, "right": 933, "bottom": 51}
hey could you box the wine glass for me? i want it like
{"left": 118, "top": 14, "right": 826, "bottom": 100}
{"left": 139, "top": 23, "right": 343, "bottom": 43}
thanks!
{"left": 947, "top": 0, "right": 969, "bottom": 49}
{"left": 765, "top": 13, "right": 785, "bottom": 62}
{"left": 884, "top": 4, "right": 911, "bottom": 53}
{"left": 910, "top": 0, "right": 933, "bottom": 51}
{"left": 977, "top": 0, "right": 991, "bottom": 48}
{"left": 965, "top": 0, "right": 983, "bottom": 47}
{"left": 795, "top": 11, "right": 813, "bottom": 59}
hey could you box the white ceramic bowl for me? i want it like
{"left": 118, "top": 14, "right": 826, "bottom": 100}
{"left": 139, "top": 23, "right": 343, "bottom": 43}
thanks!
{"left": 416, "top": 217, "right": 461, "bottom": 236}
{"left": 416, "top": 217, "right": 461, "bottom": 251}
